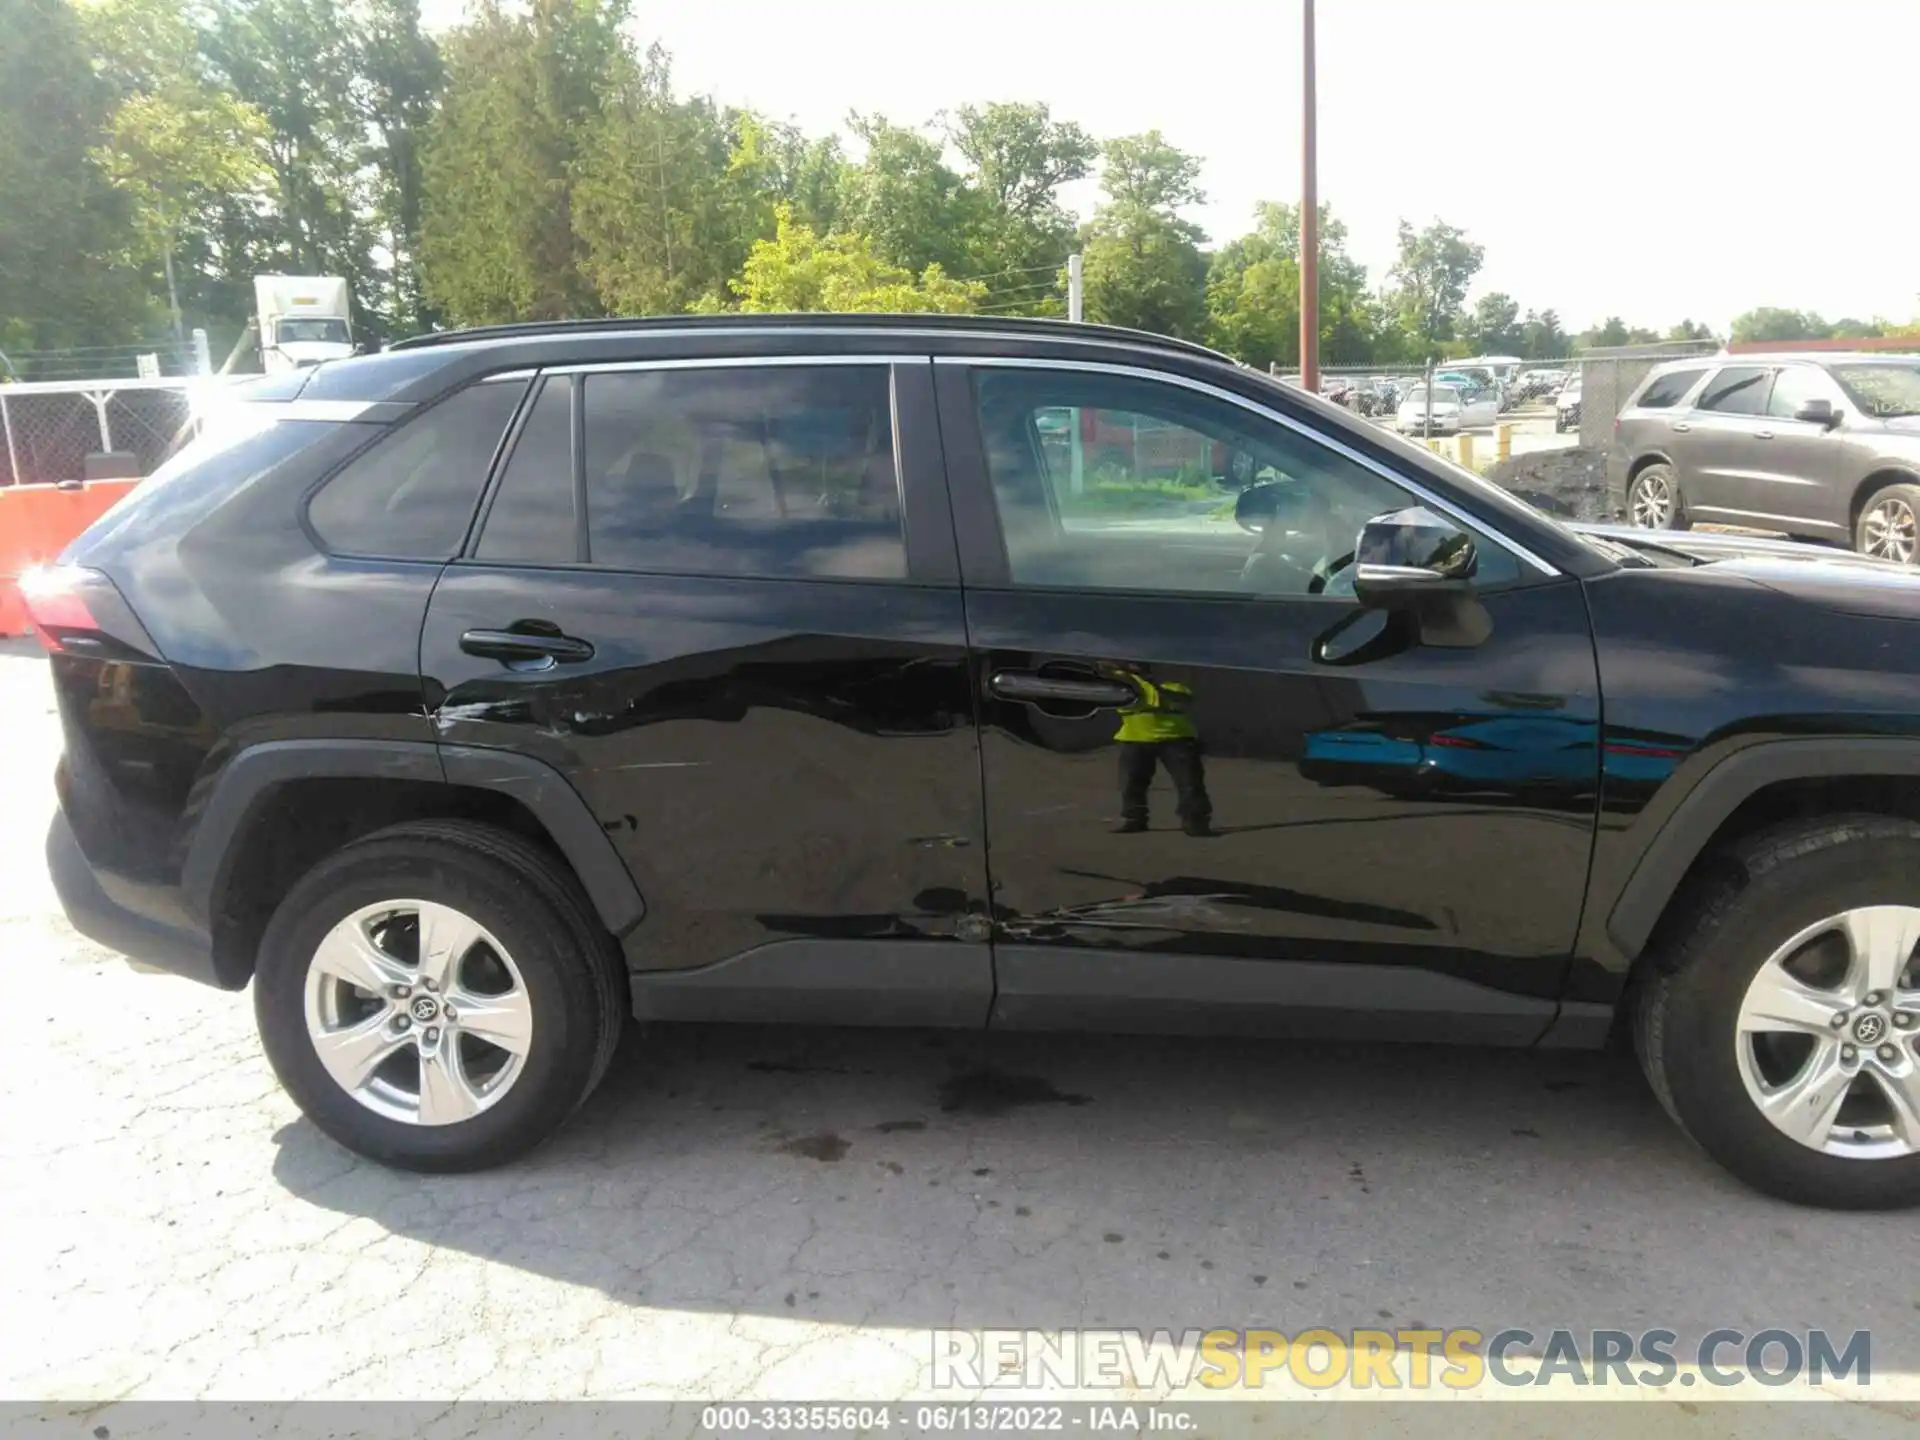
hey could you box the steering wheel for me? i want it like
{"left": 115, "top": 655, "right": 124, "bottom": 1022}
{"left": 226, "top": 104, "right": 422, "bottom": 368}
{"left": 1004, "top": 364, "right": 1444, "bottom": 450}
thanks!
{"left": 1234, "top": 482, "right": 1335, "bottom": 594}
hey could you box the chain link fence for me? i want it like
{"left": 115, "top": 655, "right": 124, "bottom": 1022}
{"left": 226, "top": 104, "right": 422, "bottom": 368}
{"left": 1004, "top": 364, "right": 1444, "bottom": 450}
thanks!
{"left": 0, "top": 380, "right": 199, "bottom": 487}
{"left": 0, "top": 341, "right": 206, "bottom": 384}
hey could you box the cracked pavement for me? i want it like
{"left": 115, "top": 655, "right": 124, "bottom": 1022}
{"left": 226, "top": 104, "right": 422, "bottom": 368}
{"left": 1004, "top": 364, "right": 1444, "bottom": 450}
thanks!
{"left": 5, "top": 641, "right": 1920, "bottom": 1408}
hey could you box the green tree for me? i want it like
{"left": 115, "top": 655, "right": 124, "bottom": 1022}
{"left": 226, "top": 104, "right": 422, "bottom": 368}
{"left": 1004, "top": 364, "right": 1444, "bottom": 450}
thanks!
{"left": 95, "top": 89, "right": 271, "bottom": 341}
{"left": 1577, "top": 317, "right": 1660, "bottom": 348}
{"left": 727, "top": 206, "right": 984, "bottom": 313}
{"left": 206, "top": 0, "right": 379, "bottom": 309}
{"left": 946, "top": 101, "right": 1093, "bottom": 313}
{"left": 1387, "top": 219, "right": 1483, "bottom": 357}
{"left": 1832, "top": 316, "right": 1885, "bottom": 340}
{"left": 86, "top": 0, "right": 273, "bottom": 343}
{"left": 1730, "top": 307, "right": 1832, "bottom": 344}
{"left": 1205, "top": 202, "right": 1377, "bottom": 368}
{"left": 835, "top": 113, "right": 979, "bottom": 279}
{"left": 1518, "top": 308, "right": 1569, "bottom": 359}
{"left": 573, "top": 44, "right": 755, "bottom": 315}
{"left": 1081, "top": 131, "right": 1208, "bottom": 340}
{"left": 358, "top": 0, "right": 445, "bottom": 334}
{"left": 0, "top": 0, "right": 146, "bottom": 352}
{"left": 420, "top": 0, "right": 627, "bottom": 323}
{"left": 1666, "top": 318, "right": 1715, "bottom": 343}
{"left": 1463, "top": 292, "right": 1521, "bottom": 354}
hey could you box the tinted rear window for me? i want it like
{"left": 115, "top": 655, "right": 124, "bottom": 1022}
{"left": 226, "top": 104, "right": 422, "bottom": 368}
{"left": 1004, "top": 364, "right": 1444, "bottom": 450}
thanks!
{"left": 1697, "top": 367, "right": 1772, "bottom": 416}
{"left": 307, "top": 379, "right": 526, "bottom": 559}
{"left": 580, "top": 365, "right": 905, "bottom": 579}
{"left": 1635, "top": 368, "right": 1703, "bottom": 409}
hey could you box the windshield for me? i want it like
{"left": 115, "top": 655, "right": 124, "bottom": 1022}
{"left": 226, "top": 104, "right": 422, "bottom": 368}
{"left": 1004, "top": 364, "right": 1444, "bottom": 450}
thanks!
{"left": 1404, "top": 386, "right": 1460, "bottom": 406}
{"left": 1832, "top": 364, "right": 1920, "bottom": 419}
{"left": 276, "top": 317, "right": 350, "bottom": 345}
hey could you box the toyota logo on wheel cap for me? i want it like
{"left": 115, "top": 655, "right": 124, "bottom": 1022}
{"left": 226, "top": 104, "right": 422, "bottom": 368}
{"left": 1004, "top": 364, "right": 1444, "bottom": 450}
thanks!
{"left": 410, "top": 995, "right": 440, "bottom": 1023}
{"left": 1854, "top": 1013, "right": 1888, "bottom": 1045}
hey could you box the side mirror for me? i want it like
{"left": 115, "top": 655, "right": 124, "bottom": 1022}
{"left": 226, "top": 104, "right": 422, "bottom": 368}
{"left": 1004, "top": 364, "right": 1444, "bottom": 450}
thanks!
{"left": 1795, "top": 398, "right": 1840, "bottom": 428}
{"left": 1349, "top": 506, "right": 1491, "bottom": 648}
{"left": 1352, "top": 505, "right": 1478, "bottom": 602}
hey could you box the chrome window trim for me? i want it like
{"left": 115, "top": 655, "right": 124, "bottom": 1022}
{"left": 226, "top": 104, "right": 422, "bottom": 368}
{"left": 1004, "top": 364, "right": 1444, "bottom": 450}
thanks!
{"left": 938, "top": 355, "right": 1561, "bottom": 577}
{"left": 544, "top": 353, "right": 930, "bottom": 376}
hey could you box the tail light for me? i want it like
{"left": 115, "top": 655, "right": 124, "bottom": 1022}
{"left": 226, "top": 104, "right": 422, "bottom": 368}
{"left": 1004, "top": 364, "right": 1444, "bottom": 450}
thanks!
{"left": 19, "top": 565, "right": 160, "bottom": 661}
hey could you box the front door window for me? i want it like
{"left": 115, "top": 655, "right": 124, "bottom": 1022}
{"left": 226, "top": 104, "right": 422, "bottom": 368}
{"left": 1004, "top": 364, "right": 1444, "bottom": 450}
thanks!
{"left": 972, "top": 368, "right": 1519, "bottom": 599}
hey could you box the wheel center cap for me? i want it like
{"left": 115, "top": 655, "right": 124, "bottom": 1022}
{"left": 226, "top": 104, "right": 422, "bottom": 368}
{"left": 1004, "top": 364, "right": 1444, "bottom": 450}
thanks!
{"left": 1854, "top": 1012, "right": 1888, "bottom": 1046}
{"left": 409, "top": 995, "right": 440, "bottom": 1023}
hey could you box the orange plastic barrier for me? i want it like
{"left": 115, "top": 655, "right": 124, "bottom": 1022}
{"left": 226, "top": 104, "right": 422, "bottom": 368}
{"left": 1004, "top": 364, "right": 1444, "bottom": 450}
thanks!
{"left": 0, "top": 479, "right": 141, "bottom": 635}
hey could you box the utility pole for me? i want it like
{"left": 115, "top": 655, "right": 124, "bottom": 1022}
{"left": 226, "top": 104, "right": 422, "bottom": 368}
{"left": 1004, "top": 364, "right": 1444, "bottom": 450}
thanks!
{"left": 1067, "top": 253, "right": 1084, "bottom": 323}
{"left": 1298, "top": 0, "right": 1320, "bottom": 394}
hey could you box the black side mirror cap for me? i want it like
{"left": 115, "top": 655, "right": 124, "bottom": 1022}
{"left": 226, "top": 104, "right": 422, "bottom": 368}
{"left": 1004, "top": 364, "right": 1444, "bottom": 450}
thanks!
{"left": 1794, "top": 398, "right": 1841, "bottom": 428}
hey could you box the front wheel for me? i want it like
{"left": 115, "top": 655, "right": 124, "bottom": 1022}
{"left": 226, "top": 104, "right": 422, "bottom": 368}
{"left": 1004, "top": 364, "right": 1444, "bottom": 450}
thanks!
{"left": 1855, "top": 482, "right": 1920, "bottom": 563}
{"left": 1635, "top": 816, "right": 1920, "bottom": 1209}
{"left": 255, "top": 820, "right": 629, "bottom": 1172}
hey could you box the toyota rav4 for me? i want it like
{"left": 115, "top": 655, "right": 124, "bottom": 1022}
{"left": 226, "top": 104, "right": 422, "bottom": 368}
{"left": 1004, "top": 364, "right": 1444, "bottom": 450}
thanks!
{"left": 36, "top": 315, "right": 1920, "bottom": 1207}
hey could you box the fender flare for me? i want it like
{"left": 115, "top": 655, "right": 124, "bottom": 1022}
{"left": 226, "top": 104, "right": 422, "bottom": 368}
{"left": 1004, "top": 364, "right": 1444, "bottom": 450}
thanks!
{"left": 1607, "top": 736, "right": 1920, "bottom": 959}
{"left": 181, "top": 739, "right": 645, "bottom": 938}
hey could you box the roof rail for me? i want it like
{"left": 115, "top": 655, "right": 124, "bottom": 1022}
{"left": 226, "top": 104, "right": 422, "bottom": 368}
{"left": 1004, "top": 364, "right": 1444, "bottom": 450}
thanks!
{"left": 386, "top": 312, "right": 1236, "bottom": 364}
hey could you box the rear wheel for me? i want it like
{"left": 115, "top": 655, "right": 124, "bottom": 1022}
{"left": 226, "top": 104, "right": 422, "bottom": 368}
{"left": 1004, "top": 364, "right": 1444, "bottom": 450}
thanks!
{"left": 1854, "top": 482, "right": 1920, "bottom": 562}
{"left": 1627, "top": 463, "right": 1687, "bottom": 531}
{"left": 1635, "top": 816, "right": 1920, "bottom": 1209}
{"left": 255, "top": 820, "right": 628, "bottom": 1172}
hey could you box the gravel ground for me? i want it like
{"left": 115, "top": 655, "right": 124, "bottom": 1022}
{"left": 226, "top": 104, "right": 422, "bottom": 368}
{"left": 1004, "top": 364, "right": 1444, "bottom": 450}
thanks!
{"left": 1483, "top": 447, "right": 1615, "bottom": 523}
{"left": 4, "top": 642, "right": 1919, "bottom": 1422}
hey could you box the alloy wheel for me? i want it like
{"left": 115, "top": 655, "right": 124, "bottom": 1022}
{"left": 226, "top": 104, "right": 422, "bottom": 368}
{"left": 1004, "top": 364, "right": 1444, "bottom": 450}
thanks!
{"left": 1629, "top": 472, "right": 1673, "bottom": 529}
{"left": 302, "top": 899, "right": 533, "bottom": 1125}
{"left": 1861, "top": 500, "right": 1917, "bottom": 563}
{"left": 1735, "top": 906, "right": 1920, "bottom": 1159}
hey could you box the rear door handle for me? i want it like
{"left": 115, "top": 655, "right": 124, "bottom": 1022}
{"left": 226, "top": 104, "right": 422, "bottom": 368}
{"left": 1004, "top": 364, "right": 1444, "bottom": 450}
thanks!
{"left": 989, "top": 671, "right": 1137, "bottom": 708}
{"left": 1755, "top": 430, "right": 1775, "bottom": 440}
{"left": 1670, "top": 421, "right": 1692, "bottom": 433}
{"left": 460, "top": 628, "right": 595, "bottom": 665}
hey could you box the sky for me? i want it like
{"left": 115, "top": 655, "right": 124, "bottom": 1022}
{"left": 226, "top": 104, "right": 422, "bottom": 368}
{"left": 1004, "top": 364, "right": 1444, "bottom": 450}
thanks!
{"left": 420, "top": 0, "right": 1920, "bottom": 333}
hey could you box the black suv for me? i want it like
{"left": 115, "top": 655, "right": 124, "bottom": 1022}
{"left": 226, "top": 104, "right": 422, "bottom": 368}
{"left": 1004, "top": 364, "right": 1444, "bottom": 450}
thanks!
{"left": 36, "top": 316, "right": 1920, "bottom": 1207}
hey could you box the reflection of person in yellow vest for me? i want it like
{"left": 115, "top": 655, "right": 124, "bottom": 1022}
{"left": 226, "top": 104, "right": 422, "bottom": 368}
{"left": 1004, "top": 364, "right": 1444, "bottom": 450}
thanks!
{"left": 1110, "top": 669, "right": 1213, "bottom": 836}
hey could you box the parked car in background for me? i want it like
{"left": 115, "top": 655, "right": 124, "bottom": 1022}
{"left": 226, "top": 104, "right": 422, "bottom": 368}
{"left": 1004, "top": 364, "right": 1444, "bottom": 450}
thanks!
{"left": 1399, "top": 382, "right": 1498, "bottom": 435}
{"left": 1608, "top": 354, "right": 1920, "bottom": 558}
{"left": 1555, "top": 375, "right": 1582, "bottom": 433}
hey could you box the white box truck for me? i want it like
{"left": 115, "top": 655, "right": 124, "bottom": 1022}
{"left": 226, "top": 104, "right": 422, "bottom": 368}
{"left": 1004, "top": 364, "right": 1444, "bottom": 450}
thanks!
{"left": 254, "top": 276, "right": 354, "bottom": 373}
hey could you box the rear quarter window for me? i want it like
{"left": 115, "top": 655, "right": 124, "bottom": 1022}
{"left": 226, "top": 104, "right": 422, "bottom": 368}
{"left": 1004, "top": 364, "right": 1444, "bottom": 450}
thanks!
{"left": 307, "top": 379, "right": 527, "bottom": 559}
{"left": 1634, "top": 368, "right": 1704, "bottom": 409}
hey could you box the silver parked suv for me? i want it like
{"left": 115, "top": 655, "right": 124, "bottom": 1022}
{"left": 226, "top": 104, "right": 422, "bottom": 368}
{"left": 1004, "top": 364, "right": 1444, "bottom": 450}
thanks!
{"left": 1608, "top": 353, "right": 1920, "bottom": 559}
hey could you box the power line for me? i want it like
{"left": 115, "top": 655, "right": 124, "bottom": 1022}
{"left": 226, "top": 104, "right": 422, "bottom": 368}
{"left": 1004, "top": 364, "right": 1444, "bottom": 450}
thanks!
{"left": 952, "top": 262, "right": 1064, "bottom": 284}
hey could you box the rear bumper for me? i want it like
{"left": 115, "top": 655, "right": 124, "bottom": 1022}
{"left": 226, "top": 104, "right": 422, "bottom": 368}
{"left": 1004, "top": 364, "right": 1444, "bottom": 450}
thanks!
{"left": 46, "top": 810, "right": 227, "bottom": 988}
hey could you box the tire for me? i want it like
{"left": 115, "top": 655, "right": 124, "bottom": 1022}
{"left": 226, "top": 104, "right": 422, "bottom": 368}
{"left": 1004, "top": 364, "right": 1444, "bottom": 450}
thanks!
{"left": 1626, "top": 463, "right": 1689, "bottom": 531}
{"left": 254, "top": 819, "right": 628, "bottom": 1172}
{"left": 1853, "top": 481, "right": 1920, "bottom": 563}
{"left": 1634, "top": 815, "right": 1920, "bottom": 1209}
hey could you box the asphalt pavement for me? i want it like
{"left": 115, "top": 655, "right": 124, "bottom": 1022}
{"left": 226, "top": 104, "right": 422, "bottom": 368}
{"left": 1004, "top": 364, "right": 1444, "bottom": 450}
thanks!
{"left": 4, "top": 641, "right": 1917, "bottom": 1421}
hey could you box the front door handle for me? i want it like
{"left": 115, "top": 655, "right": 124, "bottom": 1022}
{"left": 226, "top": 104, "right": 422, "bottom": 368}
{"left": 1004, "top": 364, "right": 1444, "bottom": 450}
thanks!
{"left": 1670, "top": 421, "right": 1692, "bottom": 433}
{"left": 460, "top": 628, "right": 595, "bottom": 665}
{"left": 1755, "top": 429, "right": 1775, "bottom": 440}
{"left": 989, "top": 671, "right": 1137, "bottom": 708}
